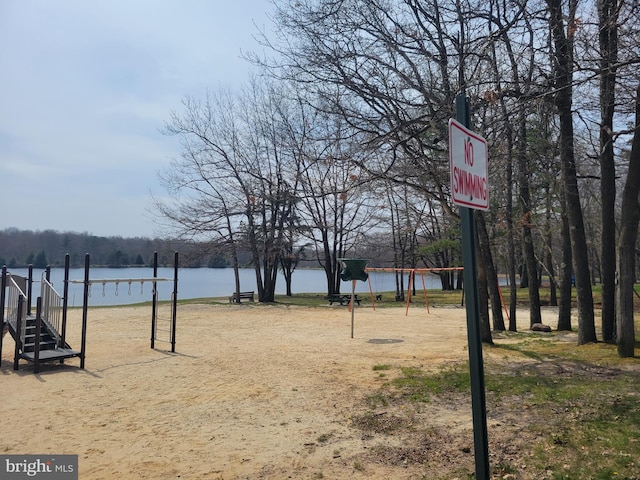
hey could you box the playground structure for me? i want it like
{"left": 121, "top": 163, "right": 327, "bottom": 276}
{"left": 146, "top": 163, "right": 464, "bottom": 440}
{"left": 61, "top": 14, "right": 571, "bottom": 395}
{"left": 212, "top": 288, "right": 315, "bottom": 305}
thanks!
{"left": 365, "top": 267, "right": 464, "bottom": 315}
{"left": 1, "top": 251, "right": 178, "bottom": 374}
{"left": 365, "top": 266, "right": 511, "bottom": 322}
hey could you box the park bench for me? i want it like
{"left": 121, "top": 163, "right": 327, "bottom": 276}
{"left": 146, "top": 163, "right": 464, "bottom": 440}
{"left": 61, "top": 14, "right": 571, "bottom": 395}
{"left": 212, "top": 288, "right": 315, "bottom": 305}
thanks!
{"left": 327, "top": 294, "right": 361, "bottom": 306}
{"left": 229, "top": 291, "right": 255, "bottom": 303}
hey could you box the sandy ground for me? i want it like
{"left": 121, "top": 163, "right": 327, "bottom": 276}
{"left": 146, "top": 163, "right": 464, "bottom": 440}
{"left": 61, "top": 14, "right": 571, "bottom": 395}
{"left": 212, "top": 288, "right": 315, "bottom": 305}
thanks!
{"left": 1, "top": 303, "right": 560, "bottom": 479}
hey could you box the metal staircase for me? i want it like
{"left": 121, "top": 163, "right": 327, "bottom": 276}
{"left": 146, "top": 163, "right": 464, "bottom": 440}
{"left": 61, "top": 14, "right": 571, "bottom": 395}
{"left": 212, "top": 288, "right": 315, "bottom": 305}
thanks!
{"left": 1, "top": 269, "right": 81, "bottom": 373}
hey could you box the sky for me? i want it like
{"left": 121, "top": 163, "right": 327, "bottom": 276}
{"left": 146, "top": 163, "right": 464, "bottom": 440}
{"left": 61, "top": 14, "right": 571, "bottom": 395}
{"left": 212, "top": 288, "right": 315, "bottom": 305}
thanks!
{"left": 0, "top": 0, "right": 274, "bottom": 238}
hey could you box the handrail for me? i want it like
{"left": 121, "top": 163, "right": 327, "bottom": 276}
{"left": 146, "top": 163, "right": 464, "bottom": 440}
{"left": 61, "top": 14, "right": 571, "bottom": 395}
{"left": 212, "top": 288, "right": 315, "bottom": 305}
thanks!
{"left": 5, "top": 274, "right": 28, "bottom": 344}
{"left": 41, "top": 273, "right": 63, "bottom": 346}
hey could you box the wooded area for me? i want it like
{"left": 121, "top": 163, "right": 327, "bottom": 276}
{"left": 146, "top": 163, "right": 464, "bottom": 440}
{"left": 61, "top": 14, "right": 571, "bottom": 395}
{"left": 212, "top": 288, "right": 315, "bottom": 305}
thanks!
{"left": 0, "top": 228, "right": 186, "bottom": 268}
{"left": 154, "top": 0, "right": 640, "bottom": 356}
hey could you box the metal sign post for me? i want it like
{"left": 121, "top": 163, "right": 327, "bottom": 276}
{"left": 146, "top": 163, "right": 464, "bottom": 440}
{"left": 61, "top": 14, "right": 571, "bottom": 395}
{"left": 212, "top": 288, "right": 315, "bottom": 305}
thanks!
{"left": 338, "top": 258, "right": 369, "bottom": 338}
{"left": 452, "top": 94, "right": 490, "bottom": 480}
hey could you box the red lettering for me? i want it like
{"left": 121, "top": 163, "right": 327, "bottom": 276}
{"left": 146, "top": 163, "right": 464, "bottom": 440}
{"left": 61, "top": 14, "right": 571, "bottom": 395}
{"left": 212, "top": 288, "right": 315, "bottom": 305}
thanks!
{"left": 464, "top": 137, "right": 474, "bottom": 166}
{"left": 453, "top": 166, "right": 487, "bottom": 204}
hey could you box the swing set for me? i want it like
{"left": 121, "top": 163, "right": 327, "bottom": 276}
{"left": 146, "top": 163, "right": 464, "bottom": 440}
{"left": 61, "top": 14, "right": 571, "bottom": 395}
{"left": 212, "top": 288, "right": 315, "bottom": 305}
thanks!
{"left": 365, "top": 267, "right": 510, "bottom": 321}
{"left": 365, "top": 267, "right": 464, "bottom": 315}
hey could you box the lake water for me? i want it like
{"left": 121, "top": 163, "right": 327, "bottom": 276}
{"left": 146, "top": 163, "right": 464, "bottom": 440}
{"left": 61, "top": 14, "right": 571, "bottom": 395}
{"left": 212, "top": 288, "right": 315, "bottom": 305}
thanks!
{"left": 5, "top": 267, "right": 445, "bottom": 307}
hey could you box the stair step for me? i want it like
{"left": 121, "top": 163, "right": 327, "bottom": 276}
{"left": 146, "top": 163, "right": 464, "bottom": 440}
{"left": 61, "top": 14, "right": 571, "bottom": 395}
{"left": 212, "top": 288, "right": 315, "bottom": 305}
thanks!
{"left": 24, "top": 336, "right": 57, "bottom": 343}
{"left": 9, "top": 315, "right": 74, "bottom": 356}
{"left": 22, "top": 345, "right": 57, "bottom": 353}
{"left": 25, "top": 335, "right": 57, "bottom": 343}
{"left": 24, "top": 341, "right": 58, "bottom": 351}
{"left": 21, "top": 347, "right": 81, "bottom": 362}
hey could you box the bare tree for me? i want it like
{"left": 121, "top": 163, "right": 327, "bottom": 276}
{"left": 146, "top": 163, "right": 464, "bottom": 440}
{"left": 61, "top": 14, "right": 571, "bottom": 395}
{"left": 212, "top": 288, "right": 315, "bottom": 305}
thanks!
{"left": 547, "top": 0, "right": 597, "bottom": 344}
{"left": 299, "top": 158, "right": 372, "bottom": 294}
{"left": 417, "top": 199, "right": 462, "bottom": 290}
{"left": 158, "top": 93, "right": 250, "bottom": 298}
{"left": 616, "top": 83, "right": 640, "bottom": 357}
{"left": 160, "top": 80, "right": 302, "bottom": 302}
{"left": 261, "top": 0, "right": 501, "bottom": 340}
{"left": 597, "top": 0, "right": 619, "bottom": 343}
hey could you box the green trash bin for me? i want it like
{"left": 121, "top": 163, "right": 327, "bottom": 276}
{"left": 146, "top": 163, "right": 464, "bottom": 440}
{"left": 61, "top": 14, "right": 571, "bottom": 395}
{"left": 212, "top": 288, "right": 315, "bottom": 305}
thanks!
{"left": 339, "top": 258, "right": 369, "bottom": 282}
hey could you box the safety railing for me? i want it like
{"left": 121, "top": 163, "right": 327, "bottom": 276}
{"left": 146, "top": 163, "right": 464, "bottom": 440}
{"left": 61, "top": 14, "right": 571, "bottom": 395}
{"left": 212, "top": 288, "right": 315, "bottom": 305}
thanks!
{"left": 5, "top": 275, "right": 28, "bottom": 343}
{"left": 41, "top": 273, "right": 63, "bottom": 346}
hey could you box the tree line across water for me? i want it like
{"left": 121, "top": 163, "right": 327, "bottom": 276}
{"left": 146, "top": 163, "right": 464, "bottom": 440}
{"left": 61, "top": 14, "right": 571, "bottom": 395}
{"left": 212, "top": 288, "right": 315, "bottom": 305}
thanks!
{"left": 0, "top": 228, "right": 203, "bottom": 269}
{"left": 0, "top": 227, "right": 397, "bottom": 270}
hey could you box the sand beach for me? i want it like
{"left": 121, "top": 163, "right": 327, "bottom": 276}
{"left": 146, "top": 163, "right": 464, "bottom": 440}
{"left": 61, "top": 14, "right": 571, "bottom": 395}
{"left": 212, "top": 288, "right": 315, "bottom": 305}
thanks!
{"left": 1, "top": 303, "right": 560, "bottom": 479}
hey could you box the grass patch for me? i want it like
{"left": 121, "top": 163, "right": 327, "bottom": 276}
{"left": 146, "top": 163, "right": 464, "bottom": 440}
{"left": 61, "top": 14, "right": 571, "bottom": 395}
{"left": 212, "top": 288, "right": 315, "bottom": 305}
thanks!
{"left": 351, "top": 411, "right": 411, "bottom": 434}
{"left": 359, "top": 334, "right": 640, "bottom": 479}
{"left": 389, "top": 365, "right": 470, "bottom": 403}
{"left": 365, "top": 393, "right": 389, "bottom": 408}
{"left": 202, "top": 291, "right": 467, "bottom": 308}
{"left": 373, "top": 364, "right": 391, "bottom": 371}
{"left": 194, "top": 285, "right": 604, "bottom": 309}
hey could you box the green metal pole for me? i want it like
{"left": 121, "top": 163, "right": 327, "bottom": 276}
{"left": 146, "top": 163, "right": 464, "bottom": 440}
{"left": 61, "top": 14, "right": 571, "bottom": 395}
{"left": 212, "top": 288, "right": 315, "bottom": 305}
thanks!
{"left": 456, "top": 94, "right": 490, "bottom": 480}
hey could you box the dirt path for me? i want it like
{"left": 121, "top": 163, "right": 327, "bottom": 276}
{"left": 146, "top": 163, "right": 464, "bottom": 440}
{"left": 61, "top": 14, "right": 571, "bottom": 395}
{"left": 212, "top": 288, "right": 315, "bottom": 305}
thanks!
{"left": 1, "top": 303, "right": 559, "bottom": 479}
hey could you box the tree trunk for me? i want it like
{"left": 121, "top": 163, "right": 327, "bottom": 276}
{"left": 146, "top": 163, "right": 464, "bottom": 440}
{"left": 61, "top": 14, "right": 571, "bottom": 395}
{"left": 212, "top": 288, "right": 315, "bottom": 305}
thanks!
{"left": 599, "top": 0, "right": 618, "bottom": 343}
{"left": 517, "top": 116, "right": 542, "bottom": 326}
{"left": 319, "top": 230, "right": 339, "bottom": 295}
{"left": 506, "top": 152, "right": 518, "bottom": 331}
{"left": 231, "top": 246, "right": 242, "bottom": 304}
{"left": 259, "top": 251, "right": 279, "bottom": 303}
{"left": 280, "top": 257, "right": 294, "bottom": 296}
{"left": 547, "top": 0, "right": 596, "bottom": 343}
{"left": 616, "top": 83, "right": 640, "bottom": 358}
{"left": 520, "top": 263, "right": 528, "bottom": 288}
{"left": 557, "top": 189, "right": 573, "bottom": 331}
{"left": 545, "top": 183, "right": 558, "bottom": 307}
{"left": 476, "top": 240, "right": 494, "bottom": 344}
{"left": 476, "top": 213, "right": 505, "bottom": 331}
{"left": 280, "top": 248, "right": 294, "bottom": 298}
{"left": 264, "top": 274, "right": 277, "bottom": 302}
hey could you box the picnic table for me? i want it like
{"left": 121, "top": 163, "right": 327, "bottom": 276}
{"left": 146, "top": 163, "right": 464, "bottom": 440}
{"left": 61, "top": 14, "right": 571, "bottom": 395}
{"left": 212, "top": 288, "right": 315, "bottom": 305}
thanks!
{"left": 327, "top": 294, "right": 361, "bottom": 306}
